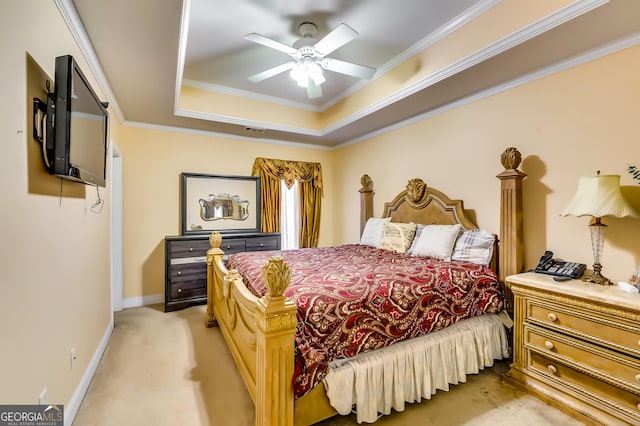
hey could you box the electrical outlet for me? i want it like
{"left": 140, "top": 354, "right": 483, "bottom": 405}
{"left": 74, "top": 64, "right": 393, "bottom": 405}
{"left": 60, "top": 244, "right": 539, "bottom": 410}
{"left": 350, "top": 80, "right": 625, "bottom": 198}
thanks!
{"left": 39, "top": 388, "right": 47, "bottom": 405}
{"left": 70, "top": 347, "right": 77, "bottom": 370}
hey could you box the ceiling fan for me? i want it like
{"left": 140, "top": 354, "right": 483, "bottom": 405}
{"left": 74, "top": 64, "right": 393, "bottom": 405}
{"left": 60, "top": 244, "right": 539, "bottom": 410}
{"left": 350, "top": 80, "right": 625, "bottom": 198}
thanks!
{"left": 244, "top": 22, "right": 376, "bottom": 99}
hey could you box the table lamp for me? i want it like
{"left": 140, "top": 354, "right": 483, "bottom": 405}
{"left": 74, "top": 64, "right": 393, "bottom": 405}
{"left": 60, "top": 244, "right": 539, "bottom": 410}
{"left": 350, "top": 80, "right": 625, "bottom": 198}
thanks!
{"left": 561, "top": 172, "right": 639, "bottom": 285}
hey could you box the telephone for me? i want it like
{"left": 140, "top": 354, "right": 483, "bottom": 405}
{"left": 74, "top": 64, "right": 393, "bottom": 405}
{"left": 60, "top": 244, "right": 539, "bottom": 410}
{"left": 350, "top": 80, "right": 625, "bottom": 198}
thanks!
{"left": 530, "top": 250, "right": 586, "bottom": 279}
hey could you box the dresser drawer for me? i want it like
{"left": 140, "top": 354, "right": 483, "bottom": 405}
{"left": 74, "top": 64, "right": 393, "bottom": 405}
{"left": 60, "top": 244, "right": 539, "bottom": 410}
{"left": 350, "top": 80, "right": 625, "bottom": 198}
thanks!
{"left": 170, "top": 262, "right": 207, "bottom": 283}
{"left": 169, "top": 239, "right": 210, "bottom": 258}
{"left": 219, "top": 239, "right": 246, "bottom": 254}
{"left": 528, "top": 352, "right": 640, "bottom": 423}
{"left": 165, "top": 233, "right": 280, "bottom": 312}
{"left": 246, "top": 236, "right": 279, "bottom": 251}
{"left": 169, "top": 279, "right": 206, "bottom": 300}
{"left": 527, "top": 299, "right": 640, "bottom": 357}
{"left": 525, "top": 324, "right": 640, "bottom": 392}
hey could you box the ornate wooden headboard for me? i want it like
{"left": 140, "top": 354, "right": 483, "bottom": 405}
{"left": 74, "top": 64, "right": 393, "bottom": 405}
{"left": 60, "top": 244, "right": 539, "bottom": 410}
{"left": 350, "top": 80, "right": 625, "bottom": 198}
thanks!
{"left": 380, "top": 178, "right": 479, "bottom": 229}
{"left": 358, "top": 147, "right": 526, "bottom": 302}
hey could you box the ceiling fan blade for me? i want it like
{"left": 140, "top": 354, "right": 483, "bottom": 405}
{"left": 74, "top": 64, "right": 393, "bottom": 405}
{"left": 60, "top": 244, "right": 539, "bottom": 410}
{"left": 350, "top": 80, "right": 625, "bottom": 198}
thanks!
{"left": 244, "top": 33, "right": 297, "bottom": 55}
{"left": 306, "top": 80, "right": 323, "bottom": 99}
{"left": 313, "top": 23, "right": 358, "bottom": 56}
{"left": 248, "top": 62, "right": 296, "bottom": 83}
{"left": 320, "top": 58, "right": 376, "bottom": 79}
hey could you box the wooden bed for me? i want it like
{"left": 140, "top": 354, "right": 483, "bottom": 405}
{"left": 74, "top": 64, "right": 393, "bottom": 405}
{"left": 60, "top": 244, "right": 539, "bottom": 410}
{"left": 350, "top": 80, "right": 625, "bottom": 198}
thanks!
{"left": 205, "top": 147, "right": 526, "bottom": 426}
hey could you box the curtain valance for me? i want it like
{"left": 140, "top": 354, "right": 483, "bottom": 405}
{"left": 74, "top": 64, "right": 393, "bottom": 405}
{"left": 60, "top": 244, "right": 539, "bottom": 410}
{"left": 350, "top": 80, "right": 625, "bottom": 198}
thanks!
{"left": 252, "top": 157, "right": 323, "bottom": 248}
{"left": 252, "top": 158, "right": 323, "bottom": 195}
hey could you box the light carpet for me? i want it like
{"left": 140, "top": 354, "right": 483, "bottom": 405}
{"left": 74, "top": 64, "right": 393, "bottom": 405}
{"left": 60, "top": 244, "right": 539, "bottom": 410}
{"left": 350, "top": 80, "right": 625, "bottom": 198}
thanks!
{"left": 73, "top": 305, "right": 584, "bottom": 425}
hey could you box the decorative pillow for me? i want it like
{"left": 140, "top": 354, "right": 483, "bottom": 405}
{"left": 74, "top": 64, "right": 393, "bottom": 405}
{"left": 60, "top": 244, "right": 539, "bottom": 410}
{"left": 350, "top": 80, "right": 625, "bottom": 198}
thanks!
{"left": 410, "top": 224, "right": 462, "bottom": 260}
{"left": 377, "top": 222, "right": 417, "bottom": 253}
{"left": 407, "top": 224, "right": 425, "bottom": 254}
{"left": 360, "top": 217, "right": 392, "bottom": 247}
{"left": 451, "top": 229, "right": 495, "bottom": 266}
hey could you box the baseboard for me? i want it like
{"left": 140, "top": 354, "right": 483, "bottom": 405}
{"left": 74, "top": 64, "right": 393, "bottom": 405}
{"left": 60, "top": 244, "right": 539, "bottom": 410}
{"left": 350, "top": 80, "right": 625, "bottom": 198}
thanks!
{"left": 63, "top": 294, "right": 162, "bottom": 423}
{"left": 64, "top": 317, "right": 114, "bottom": 426}
{"left": 122, "top": 294, "right": 164, "bottom": 309}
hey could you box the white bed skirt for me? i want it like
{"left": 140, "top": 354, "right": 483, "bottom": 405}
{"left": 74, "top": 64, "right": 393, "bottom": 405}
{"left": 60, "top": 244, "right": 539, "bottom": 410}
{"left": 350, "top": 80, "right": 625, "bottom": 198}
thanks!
{"left": 323, "top": 313, "right": 510, "bottom": 424}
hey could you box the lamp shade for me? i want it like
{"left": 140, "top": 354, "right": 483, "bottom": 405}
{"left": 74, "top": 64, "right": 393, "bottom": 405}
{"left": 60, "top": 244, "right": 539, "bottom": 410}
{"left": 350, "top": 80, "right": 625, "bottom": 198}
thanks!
{"left": 561, "top": 174, "right": 639, "bottom": 218}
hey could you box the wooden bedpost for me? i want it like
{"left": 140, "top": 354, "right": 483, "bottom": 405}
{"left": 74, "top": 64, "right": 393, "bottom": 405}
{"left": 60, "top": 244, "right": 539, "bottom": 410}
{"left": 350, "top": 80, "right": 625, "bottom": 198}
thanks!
{"left": 255, "top": 256, "right": 298, "bottom": 426}
{"left": 496, "top": 147, "right": 526, "bottom": 309}
{"left": 359, "top": 174, "right": 374, "bottom": 235}
{"left": 206, "top": 231, "right": 223, "bottom": 327}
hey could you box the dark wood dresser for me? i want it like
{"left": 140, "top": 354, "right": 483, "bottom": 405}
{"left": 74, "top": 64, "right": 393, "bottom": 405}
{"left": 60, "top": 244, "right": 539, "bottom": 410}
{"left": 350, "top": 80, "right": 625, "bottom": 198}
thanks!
{"left": 164, "top": 232, "right": 281, "bottom": 312}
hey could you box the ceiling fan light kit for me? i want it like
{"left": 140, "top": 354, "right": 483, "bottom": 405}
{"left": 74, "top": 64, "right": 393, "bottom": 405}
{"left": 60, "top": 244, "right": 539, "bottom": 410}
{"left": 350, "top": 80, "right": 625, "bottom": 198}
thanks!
{"left": 244, "top": 21, "right": 376, "bottom": 99}
{"left": 290, "top": 59, "right": 325, "bottom": 88}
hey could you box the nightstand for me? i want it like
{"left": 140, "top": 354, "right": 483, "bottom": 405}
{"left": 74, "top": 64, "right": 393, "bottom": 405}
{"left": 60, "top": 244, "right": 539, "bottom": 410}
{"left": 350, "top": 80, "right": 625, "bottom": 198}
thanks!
{"left": 505, "top": 272, "right": 640, "bottom": 425}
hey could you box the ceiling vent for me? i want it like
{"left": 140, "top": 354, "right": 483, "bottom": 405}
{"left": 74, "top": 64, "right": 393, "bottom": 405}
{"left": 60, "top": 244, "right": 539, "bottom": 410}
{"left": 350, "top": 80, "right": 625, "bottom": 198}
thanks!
{"left": 244, "top": 127, "right": 266, "bottom": 134}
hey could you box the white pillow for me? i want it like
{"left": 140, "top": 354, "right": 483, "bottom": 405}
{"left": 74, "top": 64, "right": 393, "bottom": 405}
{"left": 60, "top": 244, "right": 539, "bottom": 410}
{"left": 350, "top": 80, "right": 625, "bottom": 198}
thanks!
{"left": 451, "top": 229, "right": 495, "bottom": 266}
{"left": 411, "top": 224, "right": 462, "bottom": 260}
{"left": 377, "top": 222, "right": 417, "bottom": 253}
{"left": 360, "top": 217, "right": 391, "bottom": 247}
{"left": 407, "top": 224, "right": 425, "bottom": 254}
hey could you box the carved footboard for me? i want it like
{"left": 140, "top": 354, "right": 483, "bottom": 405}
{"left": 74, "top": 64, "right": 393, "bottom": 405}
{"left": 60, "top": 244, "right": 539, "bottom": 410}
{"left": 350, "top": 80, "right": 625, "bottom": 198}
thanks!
{"left": 206, "top": 232, "right": 297, "bottom": 426}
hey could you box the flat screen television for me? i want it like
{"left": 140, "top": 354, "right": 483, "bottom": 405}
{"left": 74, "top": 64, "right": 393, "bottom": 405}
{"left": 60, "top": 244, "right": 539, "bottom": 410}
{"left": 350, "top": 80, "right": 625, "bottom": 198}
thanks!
{"left": 47, "top": 55, "right": 109, "bottom": 187}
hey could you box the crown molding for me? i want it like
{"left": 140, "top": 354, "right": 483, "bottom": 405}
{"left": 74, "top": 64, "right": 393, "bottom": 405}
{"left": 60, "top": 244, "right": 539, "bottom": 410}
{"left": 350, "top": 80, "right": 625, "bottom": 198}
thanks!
{"left": 322, "top": 0, "right": 608, "bottom": 137}
{"left": 174, "top": 107, "right": 324, "bottom": 137}
{"left": 57, "top": 0, "right": 618, "bottom": 151}
{"left": 318, "top": 0, "right": 502, "bottom": 110}
{"left": 181, "top": 79, "right": 320, "bottom": 112}
{"left": 337, "top": 31, "right": 639, "bottom": 150}
{"left": 175, "top": 0, "right": 608, "bottom": 138}
{"left": 54, "top": 0, "right": 125, "bottom": 123}
{"left": 122, "top": 119, "right": 332, "bottom": 150}
{"left": 174, "top": 0, "right": 191, "bottom": 118}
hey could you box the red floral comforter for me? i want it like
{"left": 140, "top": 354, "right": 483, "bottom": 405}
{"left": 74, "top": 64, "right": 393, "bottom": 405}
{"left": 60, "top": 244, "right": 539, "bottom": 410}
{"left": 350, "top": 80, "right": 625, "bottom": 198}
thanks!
{"left": 227, "top": 244, "right": 505, "bottom": 398}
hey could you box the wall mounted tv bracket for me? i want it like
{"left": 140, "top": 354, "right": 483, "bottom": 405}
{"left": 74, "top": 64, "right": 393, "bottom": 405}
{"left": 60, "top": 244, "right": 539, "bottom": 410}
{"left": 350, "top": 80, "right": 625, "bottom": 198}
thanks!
{"left": 32, "top": 80, "right": 55, "bottom": 167}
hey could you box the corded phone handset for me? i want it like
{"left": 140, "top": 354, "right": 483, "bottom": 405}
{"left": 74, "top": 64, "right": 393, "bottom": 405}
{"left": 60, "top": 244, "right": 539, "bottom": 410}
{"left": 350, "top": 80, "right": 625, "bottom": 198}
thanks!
{"left": 531, "top": 250, "right": 586, "bottom": 280}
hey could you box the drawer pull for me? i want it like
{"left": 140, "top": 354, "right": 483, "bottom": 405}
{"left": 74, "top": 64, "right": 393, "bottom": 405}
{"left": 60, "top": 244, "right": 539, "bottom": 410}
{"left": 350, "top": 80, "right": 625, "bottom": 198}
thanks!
{"left": 544, "top": 341, "right": 554, "bottom": 350}
{"left": 547, "top": 313, "right": 557, "bottom": 322}
{"left": 189, "top": 247, "right": 194, "bottom": 252}
{"left": 177, "top": 271, "right": 182, "bottom": 276}
{"left": 260, "top": 243, "right": 264, "bottom": 247}
{"left": 636, "top": 374, "right": 640, "bottom": 383}
{"left": 547, "top": 364, "right": 558, "bottom": 374}
{"left": 177, "top": 288, "right": 182, "bottom": 293}
{"left": 226, "top": 245, "right": 232, "bottom": 249}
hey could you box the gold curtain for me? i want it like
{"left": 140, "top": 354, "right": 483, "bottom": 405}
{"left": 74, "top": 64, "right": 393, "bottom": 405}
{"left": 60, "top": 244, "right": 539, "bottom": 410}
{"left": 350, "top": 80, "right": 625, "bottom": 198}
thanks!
{"left": 252, "top": 158, "right": 323, "bottom": 248}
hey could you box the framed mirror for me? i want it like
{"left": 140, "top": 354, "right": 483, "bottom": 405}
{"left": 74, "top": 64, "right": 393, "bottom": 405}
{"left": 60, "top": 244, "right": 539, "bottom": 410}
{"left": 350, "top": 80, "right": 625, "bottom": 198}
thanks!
{"left": 181, "top": 173, "right": 261, "bottom": 235}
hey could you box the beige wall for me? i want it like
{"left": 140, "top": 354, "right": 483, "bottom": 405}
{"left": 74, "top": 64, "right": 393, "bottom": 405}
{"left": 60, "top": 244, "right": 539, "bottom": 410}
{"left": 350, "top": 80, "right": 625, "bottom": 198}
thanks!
{"left": 331, "top": 45, "right": 640, "bottom": 284}
{"left": 3, "top": 0, "right": 639, "bottom": 419}
{"left": 0, "top": 0, "right": 116, "bottom": 415}
{"left": 117, "top": 127, "right": 334, "bottom": 300}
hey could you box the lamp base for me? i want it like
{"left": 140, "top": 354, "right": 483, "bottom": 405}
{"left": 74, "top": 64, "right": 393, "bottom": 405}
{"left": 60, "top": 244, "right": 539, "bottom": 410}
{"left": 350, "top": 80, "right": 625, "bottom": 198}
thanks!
{"left": 581, "top": 263, "right": 612, "bottom": 285}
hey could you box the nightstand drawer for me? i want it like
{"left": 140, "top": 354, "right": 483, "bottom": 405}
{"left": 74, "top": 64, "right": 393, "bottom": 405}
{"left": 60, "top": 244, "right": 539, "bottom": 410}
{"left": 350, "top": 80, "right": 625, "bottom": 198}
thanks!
{"left": 525, "top": 324, "right": 640, "bottom": 392}
{"left": 246, "top": 236, "right": 279, "bottom": 251}
{"left": 528, "top": 299, "right": 640, "bottom": 357}
{"left": 528, "top": 352, "right": 640, "bottom": 423}
{"left": 508, "top": 273, "right": 640, "bottom": 425}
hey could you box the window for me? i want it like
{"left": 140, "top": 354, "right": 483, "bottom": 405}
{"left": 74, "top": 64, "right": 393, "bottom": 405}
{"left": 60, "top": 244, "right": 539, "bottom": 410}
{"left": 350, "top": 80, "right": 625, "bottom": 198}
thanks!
{"left": 280, "top": 179, "right": 300, "bottom": 249}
